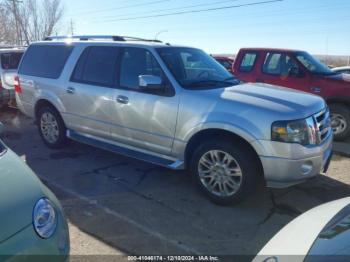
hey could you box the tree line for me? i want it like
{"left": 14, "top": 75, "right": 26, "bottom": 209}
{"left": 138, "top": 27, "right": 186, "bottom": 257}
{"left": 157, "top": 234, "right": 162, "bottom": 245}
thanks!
{"left": 0, "top": 0, "right": 64, "bottom": 46}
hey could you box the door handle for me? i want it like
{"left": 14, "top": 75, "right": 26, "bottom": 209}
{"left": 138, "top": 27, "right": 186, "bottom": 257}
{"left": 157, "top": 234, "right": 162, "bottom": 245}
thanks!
{"left": 256, "top": 79, "right": 265, "bottom": 83}
{"left": 66, "top": 87, "right": 75, "bottom": 94}
{"left": 116, "top": 95, "right": 129, "bottom": 104}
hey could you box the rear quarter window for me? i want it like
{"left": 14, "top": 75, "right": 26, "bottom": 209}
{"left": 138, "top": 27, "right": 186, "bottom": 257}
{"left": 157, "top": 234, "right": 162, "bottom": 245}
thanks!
{"left": 19, "top": 45, "right": 73, "bottom": 79}
{"left": 1, "top": 52, "right": 24, "bottom": 70}
{"left": 239, "top": 52, "right": 257, "bottom": 72}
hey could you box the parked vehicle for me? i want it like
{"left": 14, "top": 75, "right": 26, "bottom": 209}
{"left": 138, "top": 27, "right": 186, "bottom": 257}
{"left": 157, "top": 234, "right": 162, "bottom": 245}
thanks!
{"left": 212, "top": 55, "right": 234, "bottom": 73}
{"left": 0, "top": 122, "right": 69, "bottom": 258}
{"left": 255, "top": 197, "right": 350, "bottom": 262}
{"left": 332, "top": 66, "right": 350, "bottom": 75}
{"left": 233, "top": 48, "right": 350, "bottom": 141}
{"left": 16, "top": 36, "right": 332, "bottom": 205}
{"left": 0, "top": 47, "right": 25, "bottom": 108}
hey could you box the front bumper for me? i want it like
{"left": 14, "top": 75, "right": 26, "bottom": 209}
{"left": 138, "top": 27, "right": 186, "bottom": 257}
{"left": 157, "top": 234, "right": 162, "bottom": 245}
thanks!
{"left": 255, "top": 133, "right": 333, "bottom": 188}
{"left": 0, "top": 208, "right": 69, "bottom": 261}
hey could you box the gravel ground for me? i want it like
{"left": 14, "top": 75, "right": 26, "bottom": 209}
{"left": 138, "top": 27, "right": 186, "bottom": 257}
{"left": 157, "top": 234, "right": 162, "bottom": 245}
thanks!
{"left": 1, "top": 108, "right": 349, "bottom": 260}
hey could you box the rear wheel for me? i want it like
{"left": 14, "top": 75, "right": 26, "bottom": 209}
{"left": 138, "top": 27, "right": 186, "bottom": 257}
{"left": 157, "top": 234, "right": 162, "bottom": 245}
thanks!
{"left": 37, "top": 106, "right": 67, "bottom": 148}
{"left": 190, "top": 139, "right": 261, "bottom": 205}
{"left": 330, "top": 104, "right": 350, "bottom": 141}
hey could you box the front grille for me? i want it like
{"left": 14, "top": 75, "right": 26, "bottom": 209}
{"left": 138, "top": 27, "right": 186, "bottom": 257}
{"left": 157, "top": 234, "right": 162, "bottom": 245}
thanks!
{"left": 314, "top": 108, "right": 331, "bottom": 144}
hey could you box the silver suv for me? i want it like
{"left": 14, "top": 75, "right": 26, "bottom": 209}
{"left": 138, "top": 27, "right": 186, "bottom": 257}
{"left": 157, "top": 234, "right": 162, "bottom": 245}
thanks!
{"left": 0, "top": 47, "right": 25, "bottom": 107}
{"left": 15, "top": 36, "right": 333, "bottom": 205}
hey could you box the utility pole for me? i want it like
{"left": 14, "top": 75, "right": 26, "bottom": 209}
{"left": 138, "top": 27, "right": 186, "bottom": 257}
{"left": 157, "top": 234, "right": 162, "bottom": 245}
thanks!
{"left": 70, "top": 19, "right": 74, "bottom": 35}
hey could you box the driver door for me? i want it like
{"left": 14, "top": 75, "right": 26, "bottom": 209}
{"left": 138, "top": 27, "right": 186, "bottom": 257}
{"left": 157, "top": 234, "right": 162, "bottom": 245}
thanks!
{"left": 109, "top": 47, "right": 179, "bottom": 156}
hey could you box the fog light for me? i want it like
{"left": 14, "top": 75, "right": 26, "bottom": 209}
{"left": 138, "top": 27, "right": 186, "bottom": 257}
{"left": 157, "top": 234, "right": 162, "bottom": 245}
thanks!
{"left": 301, "top": 161, "right": 313, "bottom": 175}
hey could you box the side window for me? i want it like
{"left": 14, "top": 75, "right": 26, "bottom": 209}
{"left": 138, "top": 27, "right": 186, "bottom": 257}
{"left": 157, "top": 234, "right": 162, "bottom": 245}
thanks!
{"left": 71, "top": 46, "right": 119, "bottom": 87}
{"left": 263, "top": 52, "right": 299, "bottom": 76}
{"left": 19, "top": 45, "right": 73, "bottom": 79}
{"left": 119, "top": 48, "right": 163, "bottom": 90}
{"left": 239, "top": 53, "right": 257, "bottom": 72}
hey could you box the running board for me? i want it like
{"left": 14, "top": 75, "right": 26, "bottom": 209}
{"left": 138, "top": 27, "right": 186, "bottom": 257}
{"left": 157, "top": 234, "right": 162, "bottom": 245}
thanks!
{"left": 67, "top": 130, "right": 184, "bottom": 170}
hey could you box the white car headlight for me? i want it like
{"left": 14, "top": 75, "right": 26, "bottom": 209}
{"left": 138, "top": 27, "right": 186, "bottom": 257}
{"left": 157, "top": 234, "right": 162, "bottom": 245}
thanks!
{"left": 271, "top": 116, "right": 317, "bottom": 146}
{"left": 33, "top": 198, "right": 57, "bottom": 239}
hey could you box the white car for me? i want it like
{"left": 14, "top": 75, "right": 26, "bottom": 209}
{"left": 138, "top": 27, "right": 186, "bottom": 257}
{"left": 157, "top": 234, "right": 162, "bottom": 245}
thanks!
{"left": 0, "top": 47, "right": 25, "bottom": 107}
{"left": 332, "top": 66, "right": 350, "bottom": 75}
{"left": 255, "top": 197, "right": 350, "bottom": 262}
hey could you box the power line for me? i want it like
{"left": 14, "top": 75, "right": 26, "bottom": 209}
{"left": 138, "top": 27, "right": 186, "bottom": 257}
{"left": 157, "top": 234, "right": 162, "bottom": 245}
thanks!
{"left": 95, "top": 0, "right": 241, "bottom": 20}
{"left": 95, "top": 0, "right": 284, "bottom": 23}
{"left": 73, "top": 0, "right": 171, "bottom": 16}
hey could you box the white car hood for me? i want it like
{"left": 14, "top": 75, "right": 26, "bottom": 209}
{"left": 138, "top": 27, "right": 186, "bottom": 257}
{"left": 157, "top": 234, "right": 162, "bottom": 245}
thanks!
{"left": 254, "top": 197, "right": 350, "bottom": 262}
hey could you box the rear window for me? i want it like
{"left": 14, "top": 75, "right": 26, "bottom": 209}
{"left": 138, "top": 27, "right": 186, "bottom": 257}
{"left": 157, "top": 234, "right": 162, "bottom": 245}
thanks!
{"left": 1, "top": 52, "right": 23, "bottom": 70}
{"left": 239, "top": 52, "right": 257, "bottom": 72}
{"left": 19, "top": 45, "right": 73, "bottom": 79}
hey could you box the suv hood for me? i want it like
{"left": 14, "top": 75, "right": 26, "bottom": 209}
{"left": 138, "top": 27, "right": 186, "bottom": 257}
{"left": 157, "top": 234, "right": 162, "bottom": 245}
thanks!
{"left": 0, "top": 147, "right": 44, "bottom": 243}
{"left": 217, "top": 83, "right": 326, "bottom": 120}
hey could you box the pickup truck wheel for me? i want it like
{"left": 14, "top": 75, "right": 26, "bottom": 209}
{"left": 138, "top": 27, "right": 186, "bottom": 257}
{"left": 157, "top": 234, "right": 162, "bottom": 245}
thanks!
{"left": 330, "top": 104, "right": 350, "bottom": 141}
{"left": 190, "top": 140, "right": 259, "bottom": 205}
{"left": 37, "top": 107, "right": 67, "bottom": 148}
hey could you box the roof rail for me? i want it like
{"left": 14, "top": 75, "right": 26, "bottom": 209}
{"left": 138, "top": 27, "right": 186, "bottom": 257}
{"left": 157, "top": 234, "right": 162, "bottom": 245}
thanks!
{"left": 0, "top": 45, "right": 27, "bottom": 49}
{"left": 44, "top": 35, "right": 162, "bottom": 43}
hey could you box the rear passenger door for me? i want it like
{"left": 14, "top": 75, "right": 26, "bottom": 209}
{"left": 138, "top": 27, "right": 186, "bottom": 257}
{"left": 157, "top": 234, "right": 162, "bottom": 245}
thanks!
{"left": 109, "top": 47, "right": 179, "bottom": 156}
{"left": 258, "top": 52, "right": 311, "bottom": 92}
{"left": 63, "top": 46, "right": 118, "bottom": 139}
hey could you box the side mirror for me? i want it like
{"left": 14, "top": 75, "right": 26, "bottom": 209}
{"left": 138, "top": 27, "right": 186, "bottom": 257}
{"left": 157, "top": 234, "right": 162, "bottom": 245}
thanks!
{"left": 139, "top": 75, "right": 164, "bottom": 90}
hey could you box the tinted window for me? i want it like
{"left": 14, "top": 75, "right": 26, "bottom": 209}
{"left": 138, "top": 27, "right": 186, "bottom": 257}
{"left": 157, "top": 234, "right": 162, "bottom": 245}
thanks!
{"left": 19, "top": 45, "right": 73, "bottom": 79}
{"left": 239, "top": 53, "right": 257, "bottom": 72}
{"left": 263, "top": 52, "right": 299, "bottom": 75}
{"left": 1, "top": 52, "right": 23, "bottom": 70}
{"left": 119, "top": 48, "right": 162, "bottom": 89}
{"left": 217, "top": 60, "right": 232, "bottom": 70}
{"left": 72, "top": 46, "right": 118, "bottom": 87}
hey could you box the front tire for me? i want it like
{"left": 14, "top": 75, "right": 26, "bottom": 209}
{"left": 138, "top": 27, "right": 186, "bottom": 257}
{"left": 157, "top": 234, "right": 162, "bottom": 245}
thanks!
{"left": 37, "top": 106, "right": 67, "bottom": 148}
{"left": 330, "top": 104, "right": 350, "bottom": 141}
{"left": 190, "top": 139, "right": 261, "bottom": 205}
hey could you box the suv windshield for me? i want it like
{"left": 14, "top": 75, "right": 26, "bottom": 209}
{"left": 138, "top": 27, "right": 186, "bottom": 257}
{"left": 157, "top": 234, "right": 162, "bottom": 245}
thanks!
{"left": 1, "top": 52, "right": 23, "bottom": 70}
{"left": 157, "top": 47, "right": 239, "bottom": 89}
{"left": 295, "top": 51, "right": 335, "bottom": 76}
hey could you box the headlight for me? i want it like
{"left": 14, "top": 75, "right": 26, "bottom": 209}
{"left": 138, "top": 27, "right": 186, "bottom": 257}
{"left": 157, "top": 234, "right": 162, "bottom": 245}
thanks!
{"left": 33, "top": 198, "right": 57, "bottom": 239}
{"left": 272, "top": 117, "right": 317, "bottom": 146}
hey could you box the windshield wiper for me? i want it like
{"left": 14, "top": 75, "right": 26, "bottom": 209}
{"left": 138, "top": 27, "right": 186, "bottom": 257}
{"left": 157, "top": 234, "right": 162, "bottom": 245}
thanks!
{"left": 187, "top": 79, "right": 238, "bottom": 88}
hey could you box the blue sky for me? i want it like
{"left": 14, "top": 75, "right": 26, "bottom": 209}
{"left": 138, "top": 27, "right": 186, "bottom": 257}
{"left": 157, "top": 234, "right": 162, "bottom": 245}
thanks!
{"left": 61, "top": 0, "right": 350, "bottom": 55}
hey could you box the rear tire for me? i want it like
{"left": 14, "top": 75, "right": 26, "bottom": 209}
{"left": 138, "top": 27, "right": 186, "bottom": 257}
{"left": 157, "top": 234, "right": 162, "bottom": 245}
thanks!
{"left": 37, "top": 106, "right": 67, "bottom": 149}
{"left": 329, "top": 104, "right": 350, "bottom": 141}
{"left": 190, "top": 139, "right": 261, "bottom": 206}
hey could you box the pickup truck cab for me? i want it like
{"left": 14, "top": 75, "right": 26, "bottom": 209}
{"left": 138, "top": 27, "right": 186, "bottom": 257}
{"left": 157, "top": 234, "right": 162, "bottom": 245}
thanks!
{"left": 233, "top": 48, "right": 350, "bottom": 140}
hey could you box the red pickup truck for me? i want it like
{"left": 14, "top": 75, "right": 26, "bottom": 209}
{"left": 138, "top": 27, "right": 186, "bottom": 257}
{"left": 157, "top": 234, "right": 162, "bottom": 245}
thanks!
{"left": 233, "top": 48, "right": 350, "bottom": 140}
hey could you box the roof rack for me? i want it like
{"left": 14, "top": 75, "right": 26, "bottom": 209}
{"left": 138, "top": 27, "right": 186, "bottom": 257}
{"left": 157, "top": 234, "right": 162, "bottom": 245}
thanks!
{"left": 44, "top": 35, "right": 163, "bottom": 43}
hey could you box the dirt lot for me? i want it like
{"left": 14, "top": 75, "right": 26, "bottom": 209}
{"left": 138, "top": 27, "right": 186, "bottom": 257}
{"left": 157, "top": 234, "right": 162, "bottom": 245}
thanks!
{"left": 1, "top": 108, "right": 350, "bottom": 260}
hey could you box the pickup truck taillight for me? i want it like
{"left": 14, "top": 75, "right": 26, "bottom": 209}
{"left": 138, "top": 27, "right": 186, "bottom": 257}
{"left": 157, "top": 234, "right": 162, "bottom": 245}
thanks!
{"left": 14, "top": 76, "right": 22, "bottom": 93}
